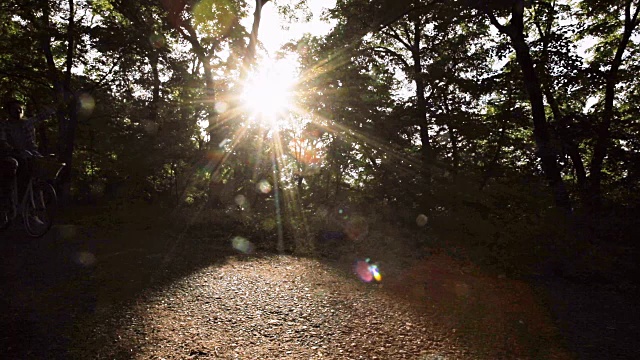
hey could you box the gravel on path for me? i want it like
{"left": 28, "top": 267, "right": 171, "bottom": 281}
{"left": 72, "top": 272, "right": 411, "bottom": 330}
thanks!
{"left": 72, "top": 255, "right": 469, "bottom": 359}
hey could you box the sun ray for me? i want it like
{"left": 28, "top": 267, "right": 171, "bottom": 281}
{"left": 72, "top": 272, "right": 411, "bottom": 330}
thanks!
{"left": 203, "top": 100, "right": 247, "bottom": 133}
{"left": 281, "top": 40, "right": 440, "bottom": 178}
{"left": 285, "top": 103, "right": 423, "bottom": 177}
{"left": 251, "top": 127, "right": 267, "bottom": 183}
{"left": 269, "top": 130, "right": 288, "bottom": 252}
{"left": 295, "top": 46, "right": 355, "bottom": 87}
{"left": 190, "top": 41, "right": 433, "bottom": 256}
{"left": 204, "top": 124, "right": 250, "bottom": 180}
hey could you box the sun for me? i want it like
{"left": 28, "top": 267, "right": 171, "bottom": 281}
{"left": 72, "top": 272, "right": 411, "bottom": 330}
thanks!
{"left": 241, "top": 57, "right": 298, "bottom": 127}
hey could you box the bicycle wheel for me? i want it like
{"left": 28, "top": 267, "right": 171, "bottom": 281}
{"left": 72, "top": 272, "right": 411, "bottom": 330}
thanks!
{"left": 23, "top": 180, "right": 57, "bottom": 237}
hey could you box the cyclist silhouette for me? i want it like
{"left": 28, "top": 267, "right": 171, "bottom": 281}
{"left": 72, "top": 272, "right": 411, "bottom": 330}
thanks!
{"left": 0, "top": 97, "right": 55, "bottom": 215}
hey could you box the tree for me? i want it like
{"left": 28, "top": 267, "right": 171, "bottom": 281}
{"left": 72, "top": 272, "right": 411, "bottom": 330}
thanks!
{"left": 579, "top": 0, "right": 640, "bottom": 211}
{"left": 474, "top": 0, "right": 573, "bottom": 214}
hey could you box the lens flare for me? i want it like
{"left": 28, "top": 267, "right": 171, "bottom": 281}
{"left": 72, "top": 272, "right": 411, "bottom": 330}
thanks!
{"left": 219, "top": 138, "right": 232, "bottom": 149}
{"left": 143, "top": 120, "right": 159, "bottom": 134}
{"left": 370, "top": 264, "right": 382, "bottom": 282}
{"left": 355, "top": 260, "right": 372, "bottom": 282}
{"left": 149, "top": 33, "right": 166, "bottom": 48}
{"left": 416, "top": 214, "right": 429, "bottom": 227}
{"left": 234, "top": 194, "right": 247, "bottom": 208}
{"left": 215, "top": 101, "right": 228, "bottom": 114}
{"left": 75, "top": 251, "right": 96, "bottom": 267}
{"left": 206, "top": 149, "right": 224, "bottom": 162}
{"left": 231, "top": 236, "right": 254, "bottom": 254}
{"left": 78, "top": 93, "right": 95, "bottom": 116}
{"left": 258, "top": 180, "right": 272, "bottom": 194}
{"left": 58, "top": 224, "right": 77, "bottom": 239}
{"left": 354, "top": 259, "right": 382, "bottom": 283}
{"left": 344, "top": 216, "right": 368, "bottom": 241}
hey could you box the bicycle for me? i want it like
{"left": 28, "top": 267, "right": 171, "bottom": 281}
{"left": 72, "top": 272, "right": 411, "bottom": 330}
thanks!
{"left": 0, "top": 155, "right": 65, "bottom": 237}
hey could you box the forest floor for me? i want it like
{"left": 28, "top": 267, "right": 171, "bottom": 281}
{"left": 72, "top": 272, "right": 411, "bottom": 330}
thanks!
{"left": 1, "top": 204, "right": 638, "bottom": 359}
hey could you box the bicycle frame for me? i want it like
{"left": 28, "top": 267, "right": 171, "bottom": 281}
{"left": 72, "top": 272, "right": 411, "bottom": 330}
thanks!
{"left": 5, "top": 175, "right": 36, "bottom": 222}
{"left": 1, "top": 156, "right": 63, "bottom": 236}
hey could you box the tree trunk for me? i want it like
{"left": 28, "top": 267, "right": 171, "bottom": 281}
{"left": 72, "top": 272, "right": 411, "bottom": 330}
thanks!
{"left": 150, "top": 51, "right": 161, "bottom": 124}
{"left": 484, "top": 1, "right": 572, "bottom": 213}
{"left": 242, "top": 0, "right": 271, "bottom": 80}
{"left": 443, "top": 101, "right": 460, "bottom": 175}
{"left": 411, "top": 14, "right": 433, "bottom": 180}
{"left": 545, "top": 89, "right": 588, "bottom": 194}
{"left": 539, "top": 50, "right": 588, "bottom": 202}
{"left": 59, "top": 0, "right": 78, "bottom": 204}
{"left": 588, "top": 2, "right": 639, "bottom": 211}
{"left": 182, "top": 22, "right": 215, "bottom": 100}
{"left": 480, "top": 126, "right": 506, "bottom": 190}
{"left": 533, "top": 1, "right": 591, "bottom": 207}
{"left": 41, "top": 0, "right": 77, "bottom": 204}
{"left": 513, "top": 39, "right": 571, "bottom": 213}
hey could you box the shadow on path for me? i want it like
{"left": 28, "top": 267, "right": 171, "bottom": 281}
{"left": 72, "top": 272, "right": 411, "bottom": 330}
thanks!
{"left": 533, "top": 277, "right": 640, "bottom": 360}
{"left": 0, "top": 208, "right": 244, "bottom": 359}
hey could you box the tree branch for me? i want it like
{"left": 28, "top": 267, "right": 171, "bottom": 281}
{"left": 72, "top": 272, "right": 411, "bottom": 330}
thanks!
{"left": 64, "top": 0, "right": 75, "bottom": 89}
{"left": 481, "top": 6, "right": 508, "bottom": 35}
{"left": 400, "top": 20, "right": 413, "bottom": 46}
{"left": 0, "top": 70, "right": 52, "bottom": 88}
{"left": 533, "top": 13, "right": 546, "bottom": 41}
{"left": 86, "top": 54, "right": 123, "bottom": 91}
{"left": 381, "top": 28, "right": 413, "bottom": 51}
{"left": 630, "top": 0, "right": 640, "bottom": 27}
{"left": 370, "top": 46, "right": 411, "bottom": 69}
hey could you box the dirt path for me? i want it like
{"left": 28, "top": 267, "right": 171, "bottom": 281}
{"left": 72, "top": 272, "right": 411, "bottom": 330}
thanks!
{"left": 73, "top": 256, "right": 469, "bottom": 359}
{"left": 3, "top": 213, "right": 630, "bottom": 359}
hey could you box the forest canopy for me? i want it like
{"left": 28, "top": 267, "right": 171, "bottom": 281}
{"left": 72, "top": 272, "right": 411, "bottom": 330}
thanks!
{"left": 1, "top": 0, "right": 639, "bottom": 273}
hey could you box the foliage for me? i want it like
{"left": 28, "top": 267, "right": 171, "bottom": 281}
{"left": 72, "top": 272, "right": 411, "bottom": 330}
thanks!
{"left": 1, "top": 0, "right": 639, "bottom": 276}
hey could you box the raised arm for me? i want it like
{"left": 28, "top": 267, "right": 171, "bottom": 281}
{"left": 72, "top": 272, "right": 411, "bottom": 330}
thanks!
{"left": 24, "top": 106, "right": 56, "bottom": 127}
